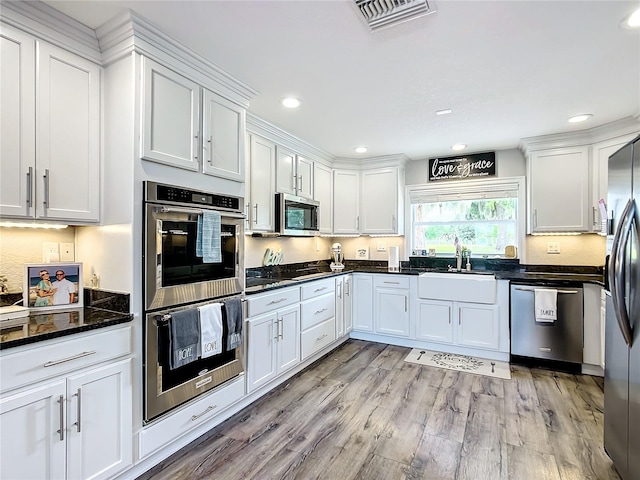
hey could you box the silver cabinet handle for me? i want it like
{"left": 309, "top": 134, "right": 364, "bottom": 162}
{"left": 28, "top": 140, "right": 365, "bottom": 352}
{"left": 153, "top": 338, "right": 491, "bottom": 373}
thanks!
{"left": 273, "top": 322, "right": 278, "bottom": 341}
{"left": 316, "top": 334, "right": 328, "bottom": 342}
{"left": 26, "top": 167, "right": 33, "bottom": 208}
{"left": 279, "top": 318, "right": 283, "bottom": 339}
{"left": 293, "top": 175, "right": 298, "bottom": 192}
{"left": 57, "top": 395, "right": 64, "bottom": 441}
{"left": 207, "top": 136, "right": 213, "bottom": 164}
{"left": 356, "top": 215, "right": 359, "bottom": 229}
{"left": 392, "top": 214, "right": 396, "bottom": 231}
{"left": 73, "top": 388, "right": 81, "bottom": 433}
{"left": 593, "top": 206, "right": 598, "bottom": 228}
{"left": 245, "top": 203, "right": 251, "bottom": 227}
{"left": 253, "top": 204, "right": 258, "bottom": 225}
{"left": 458, "top": 307, "right": 461, "bottom": 325}
{"left": 194, "top": 132, "right": 199, "bottom": 161}
{"left": 384, "top": 281, "right": 400, "bottom": 285}
{"left": 533, "top": 209, "right": 538, "bottom": 228}
{"left": 345, "top": 280, "right": 350, "bottom": 296}
{"left": 267, "top": 298, "right": 287, "bottom": 305}
{"left": 298, "top": 175, "right": 303, "bottom": 194}
{"left": 315, "top": 308, "right": 328, "bottom": 315}
{"left": 404, "top": 296, "right": 407, "bottom": 312}
{"left": 190, "top": 405, "right": 217, "bottom": 422}
{"left": 44, "top": 351, "right": 96, "bottom": 368}
{"left": 43, "top": 169, "right": 50, "bottom": 208}
{"left": 314, "top": 287, "right": 328, "bottom": 293}
{"left": 337, "top": 283, "right": 342, "bottom": 299}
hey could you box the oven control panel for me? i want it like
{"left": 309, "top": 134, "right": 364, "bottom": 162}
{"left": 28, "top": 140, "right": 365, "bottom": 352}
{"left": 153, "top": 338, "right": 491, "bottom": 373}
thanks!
{"left": 148, "top": 182, "right": 241, "bottom": 211}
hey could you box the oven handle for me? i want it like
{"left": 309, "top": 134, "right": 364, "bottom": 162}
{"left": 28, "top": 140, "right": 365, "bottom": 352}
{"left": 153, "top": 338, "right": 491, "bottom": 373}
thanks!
{"left": 157, "top": 206, "right": 246, "bottom": 219}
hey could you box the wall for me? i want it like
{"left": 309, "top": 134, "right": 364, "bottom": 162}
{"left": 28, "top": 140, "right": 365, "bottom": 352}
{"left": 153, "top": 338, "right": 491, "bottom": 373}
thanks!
{"left": 0, "top": 227, "right": 76, "bottom": 293}
{"left": 244, "top": 236, "right": 333, "bottom": 268}
{"left": 335, "top": 236, "right": 405, "bottom": 261}
{"left": 525, "top": 234, "right": 606, "bottom": 266}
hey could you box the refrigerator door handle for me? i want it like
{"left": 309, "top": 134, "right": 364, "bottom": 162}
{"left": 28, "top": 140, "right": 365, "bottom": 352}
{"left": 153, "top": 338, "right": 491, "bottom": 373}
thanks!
{"left": 612, "top": 198, "right": 635, "bottom": 346}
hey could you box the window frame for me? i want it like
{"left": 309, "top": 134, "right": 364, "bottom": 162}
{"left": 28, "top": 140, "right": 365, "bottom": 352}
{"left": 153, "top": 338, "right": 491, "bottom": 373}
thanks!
{"left": 405, "top": 176, "right": 526, "bottom": 259}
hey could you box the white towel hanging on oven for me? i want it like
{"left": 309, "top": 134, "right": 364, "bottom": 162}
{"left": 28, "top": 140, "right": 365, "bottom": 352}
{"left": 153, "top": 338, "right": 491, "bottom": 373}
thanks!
{"left": 534, "top": 288, "right": 557, "bottom": 323}
{"left": 196, "top": 211, "right": 222, "bottom": 263}
{"left": 198, "top": 303, "right": 223, "bottom": 358}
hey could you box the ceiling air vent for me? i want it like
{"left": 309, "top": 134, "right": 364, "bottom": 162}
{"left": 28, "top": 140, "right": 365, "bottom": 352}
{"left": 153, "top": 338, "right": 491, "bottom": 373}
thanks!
{"left": 354, "top": 0, "right": 436, "bottom": 31}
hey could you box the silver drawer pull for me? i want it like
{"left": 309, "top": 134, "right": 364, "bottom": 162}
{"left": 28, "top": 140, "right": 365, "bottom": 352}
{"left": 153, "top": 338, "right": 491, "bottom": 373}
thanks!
{"left": 57, "top": 395, "right": 64, "bottom": 441}
{"left": 314, "top": 287, "right": 328, "bottom": 292}
{"left": 267, "top": 298, "right": 287, "bottom": 305}
{"left": 191, "top": 405, "right": 217, "bottom": 421}
{"left": 316, "top": 334, "right": 328, "bottom": 341}
{"left": 539, "top": 347, "right": 552, "bottom": 352}
{"left": 315, "top": 308, "right": 328, "bottom": 315}
{"left": 73, "top": 388, "right": 82, "bottom": 433}
{"left": 44, "top": 351, "right": 96, "bottom": 368}
{"left": 384, "top": 281, "right": 400, "bottom": 284}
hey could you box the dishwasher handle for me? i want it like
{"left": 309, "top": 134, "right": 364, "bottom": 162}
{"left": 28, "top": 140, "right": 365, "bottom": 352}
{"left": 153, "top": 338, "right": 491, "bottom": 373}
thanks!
{"left": 512, "top": 286, "right": 579, "bottom": 294}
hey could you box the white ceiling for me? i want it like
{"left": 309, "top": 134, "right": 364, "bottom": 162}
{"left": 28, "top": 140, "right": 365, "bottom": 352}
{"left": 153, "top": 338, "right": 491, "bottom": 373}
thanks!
{"left": 43, "top": 0, "right": 640, "bottom": 161}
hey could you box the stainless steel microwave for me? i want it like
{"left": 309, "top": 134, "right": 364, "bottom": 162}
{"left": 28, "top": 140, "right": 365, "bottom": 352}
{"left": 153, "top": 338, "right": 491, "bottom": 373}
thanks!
{"left": 275, "top": 193, "right": 320, "bottom": 236}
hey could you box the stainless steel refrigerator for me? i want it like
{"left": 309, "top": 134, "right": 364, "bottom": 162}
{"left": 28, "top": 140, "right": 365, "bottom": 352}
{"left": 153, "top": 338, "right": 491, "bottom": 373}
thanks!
{"left": 605, "top": 134, "right": 640, "bottom": 480}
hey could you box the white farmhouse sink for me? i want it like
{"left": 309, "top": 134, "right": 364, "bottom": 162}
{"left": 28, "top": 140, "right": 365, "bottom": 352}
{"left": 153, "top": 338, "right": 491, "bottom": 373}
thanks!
{"left": 418, "top": 272, "right": 496, "bottom": 304}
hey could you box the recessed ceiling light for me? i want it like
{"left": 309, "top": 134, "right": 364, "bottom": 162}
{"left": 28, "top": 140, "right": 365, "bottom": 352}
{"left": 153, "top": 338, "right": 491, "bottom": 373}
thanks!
{"left": 568, "top": 114, "right": 593, "bottom": 123}
{"left": 436, "top": 109, "right": 452, "bottom": 116}
{"left": 451, "top": 144, "right": 466, "bottom": 151}
{"left": 622, "top": 7, "right": 640, "bottom": 28}
{"left": 354, "top": 146, "right": 368, "bottom": 153}
{"left": 281, "top": 97, "right": 302, "bottom": 108}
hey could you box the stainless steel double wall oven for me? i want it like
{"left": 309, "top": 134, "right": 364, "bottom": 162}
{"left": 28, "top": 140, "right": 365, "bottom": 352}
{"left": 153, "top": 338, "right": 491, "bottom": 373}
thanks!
{"left": 143, "top": 181, "right": 245, "bottom": 423}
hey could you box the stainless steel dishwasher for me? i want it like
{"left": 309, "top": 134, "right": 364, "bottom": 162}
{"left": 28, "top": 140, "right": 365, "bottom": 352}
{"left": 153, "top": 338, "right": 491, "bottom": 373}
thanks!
{"left": 510, "top": 280, "right": 584, "bottom": 364}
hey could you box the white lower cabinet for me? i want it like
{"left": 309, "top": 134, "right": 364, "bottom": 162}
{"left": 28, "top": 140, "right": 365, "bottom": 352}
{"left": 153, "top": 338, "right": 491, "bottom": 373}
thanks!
{"left": 416, "top": 300, "right": 499, "bottom": 351}
{"left": 335, "top": 275, "right": 353, "bottom": 338}
{"left": 0, "top": 357, "right": 133, "bottom": 480}
{"left": 374, "top": 275, "right": 410, "bottom": 337}
{"left": 352, "top": 274, "right": 374, "bottom": 332}
{"left": 583, "top": 283, "right": 604, "bottom": 370}
{"left": 246, "top": 304, "right": 300, "bottom": 393}
{"left": 300, "top": 279, "right": 336, "bottom": 361}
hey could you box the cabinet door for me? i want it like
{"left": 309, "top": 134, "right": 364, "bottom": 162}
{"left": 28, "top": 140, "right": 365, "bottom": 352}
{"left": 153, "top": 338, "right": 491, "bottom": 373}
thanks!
{"left": 352, "top": 274, "right": 373, "bottom": 332}
{"left": 456, "top": 303, "right": 499, "bottom": 350}
{"left": 375, "top": 288, "right": 410, "bottom": 337}
{"left": 36, "top": 42, "right": 101, "bottom": 222}
{"left": 66, "top": 358, "right": 133, "bottom": 480}
{"left": 583, "top": 284, "right": 603, "bottom": 366}
{"left": 248, "top": 135, "right": 276, "bottom": 232}
{"left": 0, "top": 380, "right": 66, "bottom": 480}
{"left": 344, "top": 275, "right": 353, "bottom": 333}
{"left": 0, "top": 25, "right": 35, "bottom": 218}
{"left": 296, "top": 156, "right": 314, "bottom": 199}
{"left": 335, "top": 277, "right": 345, "bottom": 338}
{"left": 202, "top": 89, "right": 245, "bottom": 182}
{"left": 246, "top": 312, "right": 277, "bottom": 393}
{"left": 314, "top": 163, "right": 333, "bottom": 234}
{"left": 416, "top": 300, "right": 454, "bottom": 344}
{"left": 360, "top": 168, "right": 399, "bottom": 234}
{"left": 141, "top": 57, "right": 200, "bottom": 171}
{"left": 276, "top": 146, "right": 296, "bottom": 195}
{"left": 333, "top": 170, "right": 360, "bottom": 234}
{"left": 276, "top": 305, "right": 301, "bottom": 374}
{"left": 528, "top": 146, "right": 589, "bottom": 232}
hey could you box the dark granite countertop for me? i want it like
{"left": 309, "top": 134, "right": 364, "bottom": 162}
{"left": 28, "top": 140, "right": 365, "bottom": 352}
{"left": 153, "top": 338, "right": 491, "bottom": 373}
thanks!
{"left": 245, "top": 260, "right": 604, "bottom": 294}
{"left": 0, "top": 289, "right": 133, "bottom": 349}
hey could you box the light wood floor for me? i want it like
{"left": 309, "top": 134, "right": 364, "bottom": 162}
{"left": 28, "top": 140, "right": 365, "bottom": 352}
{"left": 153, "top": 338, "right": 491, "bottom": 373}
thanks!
{"left": 140, "top": 339, "right": 620, "bottom": 480}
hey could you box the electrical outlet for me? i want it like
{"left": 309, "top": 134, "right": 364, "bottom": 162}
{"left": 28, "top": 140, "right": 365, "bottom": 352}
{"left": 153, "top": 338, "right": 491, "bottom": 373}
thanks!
{"left": 42, "top": 242, "right": 59, "bottom": 262}
{"left": 547, "top": 242, "right": 561, "bottom": 254}
{"left": 60, "top": 243, "right": 75, "bottom": 261}
{"left": 377, "top": 242, "right": 387, "bottom": 252}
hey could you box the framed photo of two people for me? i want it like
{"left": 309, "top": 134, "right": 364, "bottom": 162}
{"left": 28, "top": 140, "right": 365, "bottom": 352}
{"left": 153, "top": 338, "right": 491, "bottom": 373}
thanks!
{"left": 24, "top": 263, "right": 83, "bottom": 311}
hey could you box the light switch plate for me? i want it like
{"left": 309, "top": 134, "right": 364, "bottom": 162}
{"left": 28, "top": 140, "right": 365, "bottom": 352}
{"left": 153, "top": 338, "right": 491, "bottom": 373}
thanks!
{"left": 60, "top": 243, "right": 75, "bottom": 261}
{"left": 42, "top": 242, "right": 59, "bottom": 262}
{"left": 547, "top": 242, "right": 560, "bottom": 254}
{"left": 377, "top": 242, "right": 387, "bottom": 252}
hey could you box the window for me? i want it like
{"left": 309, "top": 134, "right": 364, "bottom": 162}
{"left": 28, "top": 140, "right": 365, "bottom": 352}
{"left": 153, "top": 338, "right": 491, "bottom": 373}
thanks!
{"left": 408, "top": 178, "right": 525, "bottom": 257}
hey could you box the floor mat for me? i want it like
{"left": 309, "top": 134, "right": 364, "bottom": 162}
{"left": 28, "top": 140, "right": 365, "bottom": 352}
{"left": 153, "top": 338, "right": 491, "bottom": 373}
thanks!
{"left": 404, "top": 348, "right": 511, "bottom": 380}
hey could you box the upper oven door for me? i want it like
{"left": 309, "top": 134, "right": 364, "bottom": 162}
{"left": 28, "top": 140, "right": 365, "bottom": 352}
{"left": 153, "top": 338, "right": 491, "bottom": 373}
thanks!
{"left": 144, "top": 204, "right": 245, "bottom": 311}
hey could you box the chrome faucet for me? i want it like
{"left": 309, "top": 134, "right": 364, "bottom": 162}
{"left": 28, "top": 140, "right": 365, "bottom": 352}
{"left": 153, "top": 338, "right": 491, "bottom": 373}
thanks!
{"left": 455, "top": 244, "right": 462, "bottom": 271}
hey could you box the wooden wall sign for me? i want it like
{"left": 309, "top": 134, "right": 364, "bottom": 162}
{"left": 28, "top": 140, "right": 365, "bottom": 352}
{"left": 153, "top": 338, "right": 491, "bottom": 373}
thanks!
{"left": 428, "top": 152, "right": 496, "bottom": 182}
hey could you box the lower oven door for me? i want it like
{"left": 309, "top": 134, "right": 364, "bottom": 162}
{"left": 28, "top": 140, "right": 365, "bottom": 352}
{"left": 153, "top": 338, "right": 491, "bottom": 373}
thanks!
{"left": 144, "top": 302, "right": 245, "bottom": 423}
{"left": 144, "top": 204, "right": 245, "bottom": 310}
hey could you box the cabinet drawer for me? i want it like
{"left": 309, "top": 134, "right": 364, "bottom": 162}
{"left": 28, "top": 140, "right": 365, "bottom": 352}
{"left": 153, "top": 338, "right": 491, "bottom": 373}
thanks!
{"left": 300, "top": 294, "right": 335, "bottom": 330}
{"left": 300, "top": 279, "right": 335, "bottom": 300}
{"left": 139, "top": 376, "right": 244, "bottom": 458}
{"left": 1, "top": 325, "right": 132, "bottom": 393}
{"left": 247, "top": 287, "right": 300, "bottom": 317}
{"left": 374, "top": 275, "right": 410, "bottom": 289}
{"left": 301, "top": 317, "right": 336, "bottom": 361}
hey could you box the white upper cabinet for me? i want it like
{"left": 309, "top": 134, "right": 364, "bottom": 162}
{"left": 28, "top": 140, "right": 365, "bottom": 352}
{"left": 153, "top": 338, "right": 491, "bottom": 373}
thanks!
{"left": 202, "top": 90, "right": 246, "bottom": 182}
{"left": 313, "top": 162, "right": 333, "bottom": 234}
{"left": 1, "top": 25, "right": 100, "bottom": 222}
{"left": 141, "top": 57, "right": 246, "bottom": 182}
{"left": 247, "top": 134, "right": 276, "bottom": 232}
{"left": 276, "top": 147, "right": 313, "bottom": 199}
{"left": 527, "top": 146, "right": 590, "bottom": 233}
{"left": 591, "top": 133, "right": 637, "bottom": 233}
{"left": 333, "top": 169, "right": 360, "bottom": 234}
{"left": 360, "top": 167, "right": 401, "bottom": 235}
{"left": 141, "top": 57, "right": 201, "bottom": 170}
